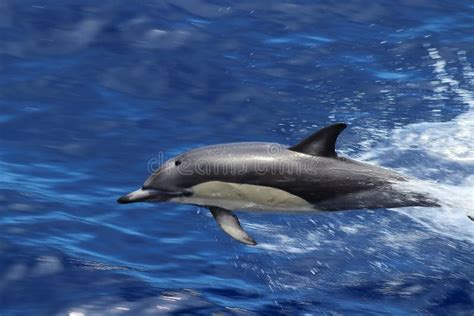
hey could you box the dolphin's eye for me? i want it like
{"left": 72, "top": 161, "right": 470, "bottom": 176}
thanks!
{"left": 175, "top": 160, "right": 181, "bottom": 166}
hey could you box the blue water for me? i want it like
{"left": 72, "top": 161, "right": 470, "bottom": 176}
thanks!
{"left": 1, "top": 1, "right": 473, "bottom": 315}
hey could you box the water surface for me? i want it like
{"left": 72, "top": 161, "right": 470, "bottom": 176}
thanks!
{"left": 1, "top": 1, "right": 473, "bottom": 315}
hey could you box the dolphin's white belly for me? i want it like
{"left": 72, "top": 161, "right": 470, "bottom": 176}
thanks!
{"left": 171, "top": 181, "right": 314, "bottom": 211}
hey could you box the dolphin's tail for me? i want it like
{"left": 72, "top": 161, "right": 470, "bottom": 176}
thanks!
{"left": 392, "top": 181, "right": 474, "bottom": 222}
{"left": 407, "top": 191, "right": 441, "bottom": 208}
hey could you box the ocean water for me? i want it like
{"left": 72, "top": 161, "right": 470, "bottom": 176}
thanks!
{"left": 1, "top": 1, "right": 473, "bottom": 315}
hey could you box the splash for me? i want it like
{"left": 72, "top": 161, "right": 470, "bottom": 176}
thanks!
{"left": 392, "top": 177, "right": 474, "bottom": 241}
{"left": 391, "top": 48, "right": 474, "bottom": 164}
{"left": 363, "top": 47, "right": 474, "bottom": 242}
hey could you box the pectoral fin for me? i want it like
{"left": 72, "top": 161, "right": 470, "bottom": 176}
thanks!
{"left": 209, "top": 207, "right": 257, "bottom": 246}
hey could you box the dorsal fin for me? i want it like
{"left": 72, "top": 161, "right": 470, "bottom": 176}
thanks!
{"left": 289, "top": 123, "right": 347, "bottom": 157}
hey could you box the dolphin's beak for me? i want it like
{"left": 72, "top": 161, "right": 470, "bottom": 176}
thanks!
{"left": 117, "top": 188, "right": 192, "bottom": 204}
{"left": 117, "top": 188, "right": 160, "bottom": 204}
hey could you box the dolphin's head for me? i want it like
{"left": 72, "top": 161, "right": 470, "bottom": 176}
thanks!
{"left": 117, "top": 155, "right": 193, "bottom": 204}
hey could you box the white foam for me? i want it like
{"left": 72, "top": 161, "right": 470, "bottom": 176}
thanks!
{"left": 393, "top": 177, "right": 474, "bottom": 241}
{"left": 390, "top": 48, "right": 474, "bottom": 164}
{"left": 361, "top": 47, "right": 474, "bottom": 243}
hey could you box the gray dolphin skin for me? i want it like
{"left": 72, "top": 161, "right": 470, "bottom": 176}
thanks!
{"left": 118, "top": 123, "right": 439, "bottom": 245}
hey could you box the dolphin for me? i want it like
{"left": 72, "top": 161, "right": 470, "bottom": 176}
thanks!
{"left": 118, "top": 123, "right": 439, "bottom": 245}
